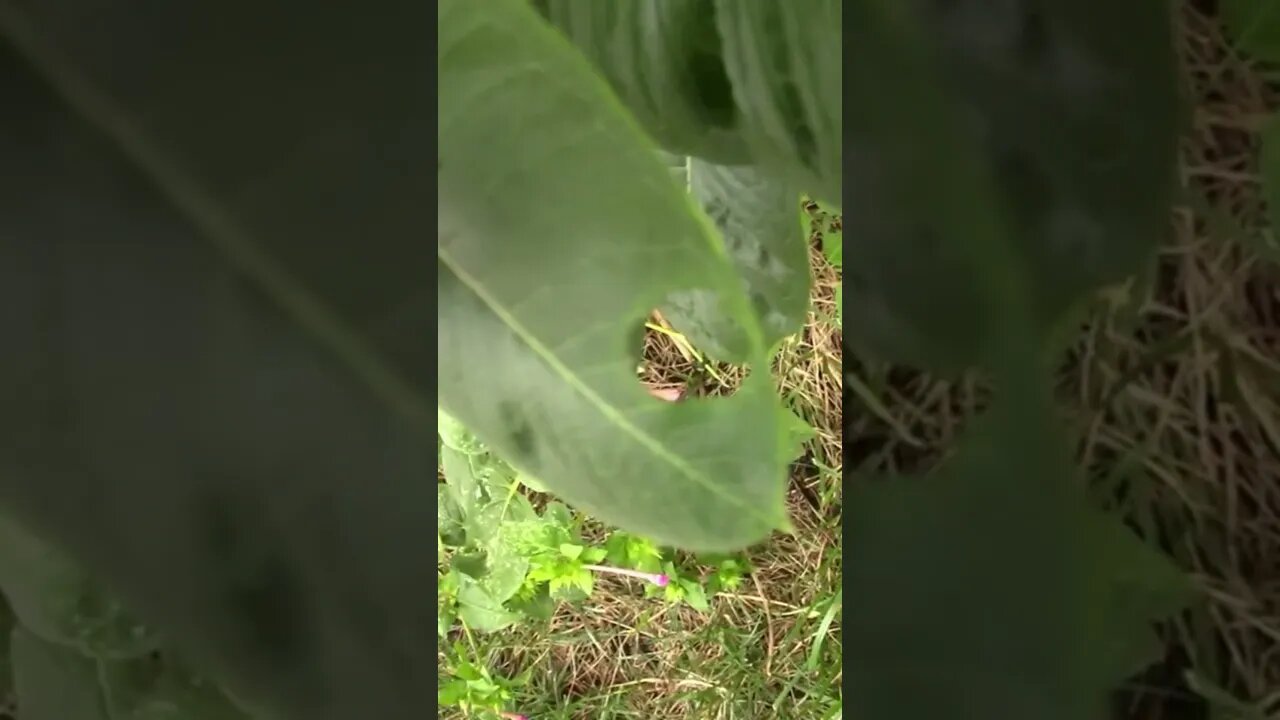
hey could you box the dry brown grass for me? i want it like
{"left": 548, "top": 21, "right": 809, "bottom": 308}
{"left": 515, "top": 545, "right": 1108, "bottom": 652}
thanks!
{"left": 1091, "top": 4, "right": 1280, "bottom": 711}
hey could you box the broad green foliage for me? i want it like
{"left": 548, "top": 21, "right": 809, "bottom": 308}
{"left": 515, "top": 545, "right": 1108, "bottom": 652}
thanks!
{"left": 841, "top": 1, "right": 1180, "bottom": 371}
{"left": 544, "top": 0, "right": 842, "bottom": 205}
{"left": 714, "top": 0, "right": 842, "bottom": 205}
{"left": 663, "top": 159, "right": 811, "bottom": 360}
{"left": 439, "top": 0, "right": 792, "bottom": 551}
{"left": 0, "top": 2, "right": 434, "bottom": 718}
{"left": 542, "top": 0, "right": 752, "bottom": 165}
{"left": 1222, "top": 0, "right": 1280, "bottom": 62}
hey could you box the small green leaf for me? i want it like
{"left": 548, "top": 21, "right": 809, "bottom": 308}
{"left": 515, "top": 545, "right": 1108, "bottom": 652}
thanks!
{"left": 680, "top": 580, "right": 709, "bottom": 612}
{"left": 456, "top": 585, "right": 520, "bottom": 634}
{"left": 466, "top": 677, "right": 499, "bottom": 695}
{"left": 663, "top": 583, "right": 684, "bottom": 603}
{"left": 780, "top": 407, "right": 816, "bottom": 462}
{"left": 437, "top": 604, "right": 456, "bottom": 639}
{"left": 438, "top": 679, "right": 469, "bottom": 706}
{"left": 558, "top": 544, "right": 584, "bottom": 560}
{"left": 507, "top": 585, "right": 555, "bottom": 622}
{"left": 823, "top": 229, "right": 842, "bottom": 270}
{"left": 442, "top": 448, "right": 490, "bottom": 517}
{"left": 582, "top": 547, "right": 608, "bottom": 563}
{"left": 438, "top": 485, "right": 468, "bottom": 547}
{"left": 574, "top": 568, "right": 594, "bottom": 596}
{"left": 1081, "top": 511, "right": 1193, "bottom": 685}
{"left": 542, "top": 502, "right": 574, "bottom": 530}
{"left": 454, "top": 660, "right": 482, "bottom": 682}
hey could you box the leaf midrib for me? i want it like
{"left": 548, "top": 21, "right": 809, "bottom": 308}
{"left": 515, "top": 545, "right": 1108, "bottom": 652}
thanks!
{"left": 0, "top": 2, "right": 430, "bottom": 431}
{"left": 438, "top": 248, "right": 778, "bottom": 531}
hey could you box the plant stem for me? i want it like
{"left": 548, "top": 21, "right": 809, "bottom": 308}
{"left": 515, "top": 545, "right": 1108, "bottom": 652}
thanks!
{"left": 583, "top": 564, "right": 668, "bottom": 586}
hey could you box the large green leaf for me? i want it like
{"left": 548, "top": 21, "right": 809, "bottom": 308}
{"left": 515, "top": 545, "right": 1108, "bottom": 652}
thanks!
{"left": 0, "top": 512, "right": 159, "bottom": 659}
{"left": 714, "top": 0, "right": 842, "bottom": 205}
{"left": 840, "top": 1, "right": 1179, "bottom": 370}
{"left": 543, "top": 0, "right": 751, "bottom": 164}
{"left": 662, "top": 160, "right": 810, "bottom": 360}
{"left": 439, "top": 0, "right": 789, "bottom": 551}
{"left": 0, "top": 4, "right": 434, "bottom": 719}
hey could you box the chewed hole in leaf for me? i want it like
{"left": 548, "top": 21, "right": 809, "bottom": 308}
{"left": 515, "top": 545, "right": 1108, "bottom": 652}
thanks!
{"left": 636, "top": 307, "right": 748, "bottom": 403}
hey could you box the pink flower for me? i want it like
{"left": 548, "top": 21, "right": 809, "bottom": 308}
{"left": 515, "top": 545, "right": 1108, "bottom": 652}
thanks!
{"left": 583, "top": 564, "right": 669, "bottom": 587}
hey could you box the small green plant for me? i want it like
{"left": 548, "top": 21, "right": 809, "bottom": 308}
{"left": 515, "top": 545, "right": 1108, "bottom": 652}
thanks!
{"left": 438, "top": 410, "right": 761, "bottom": 716}
{"left": 437, "top": 644, "right": 530, "bottom": 720}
